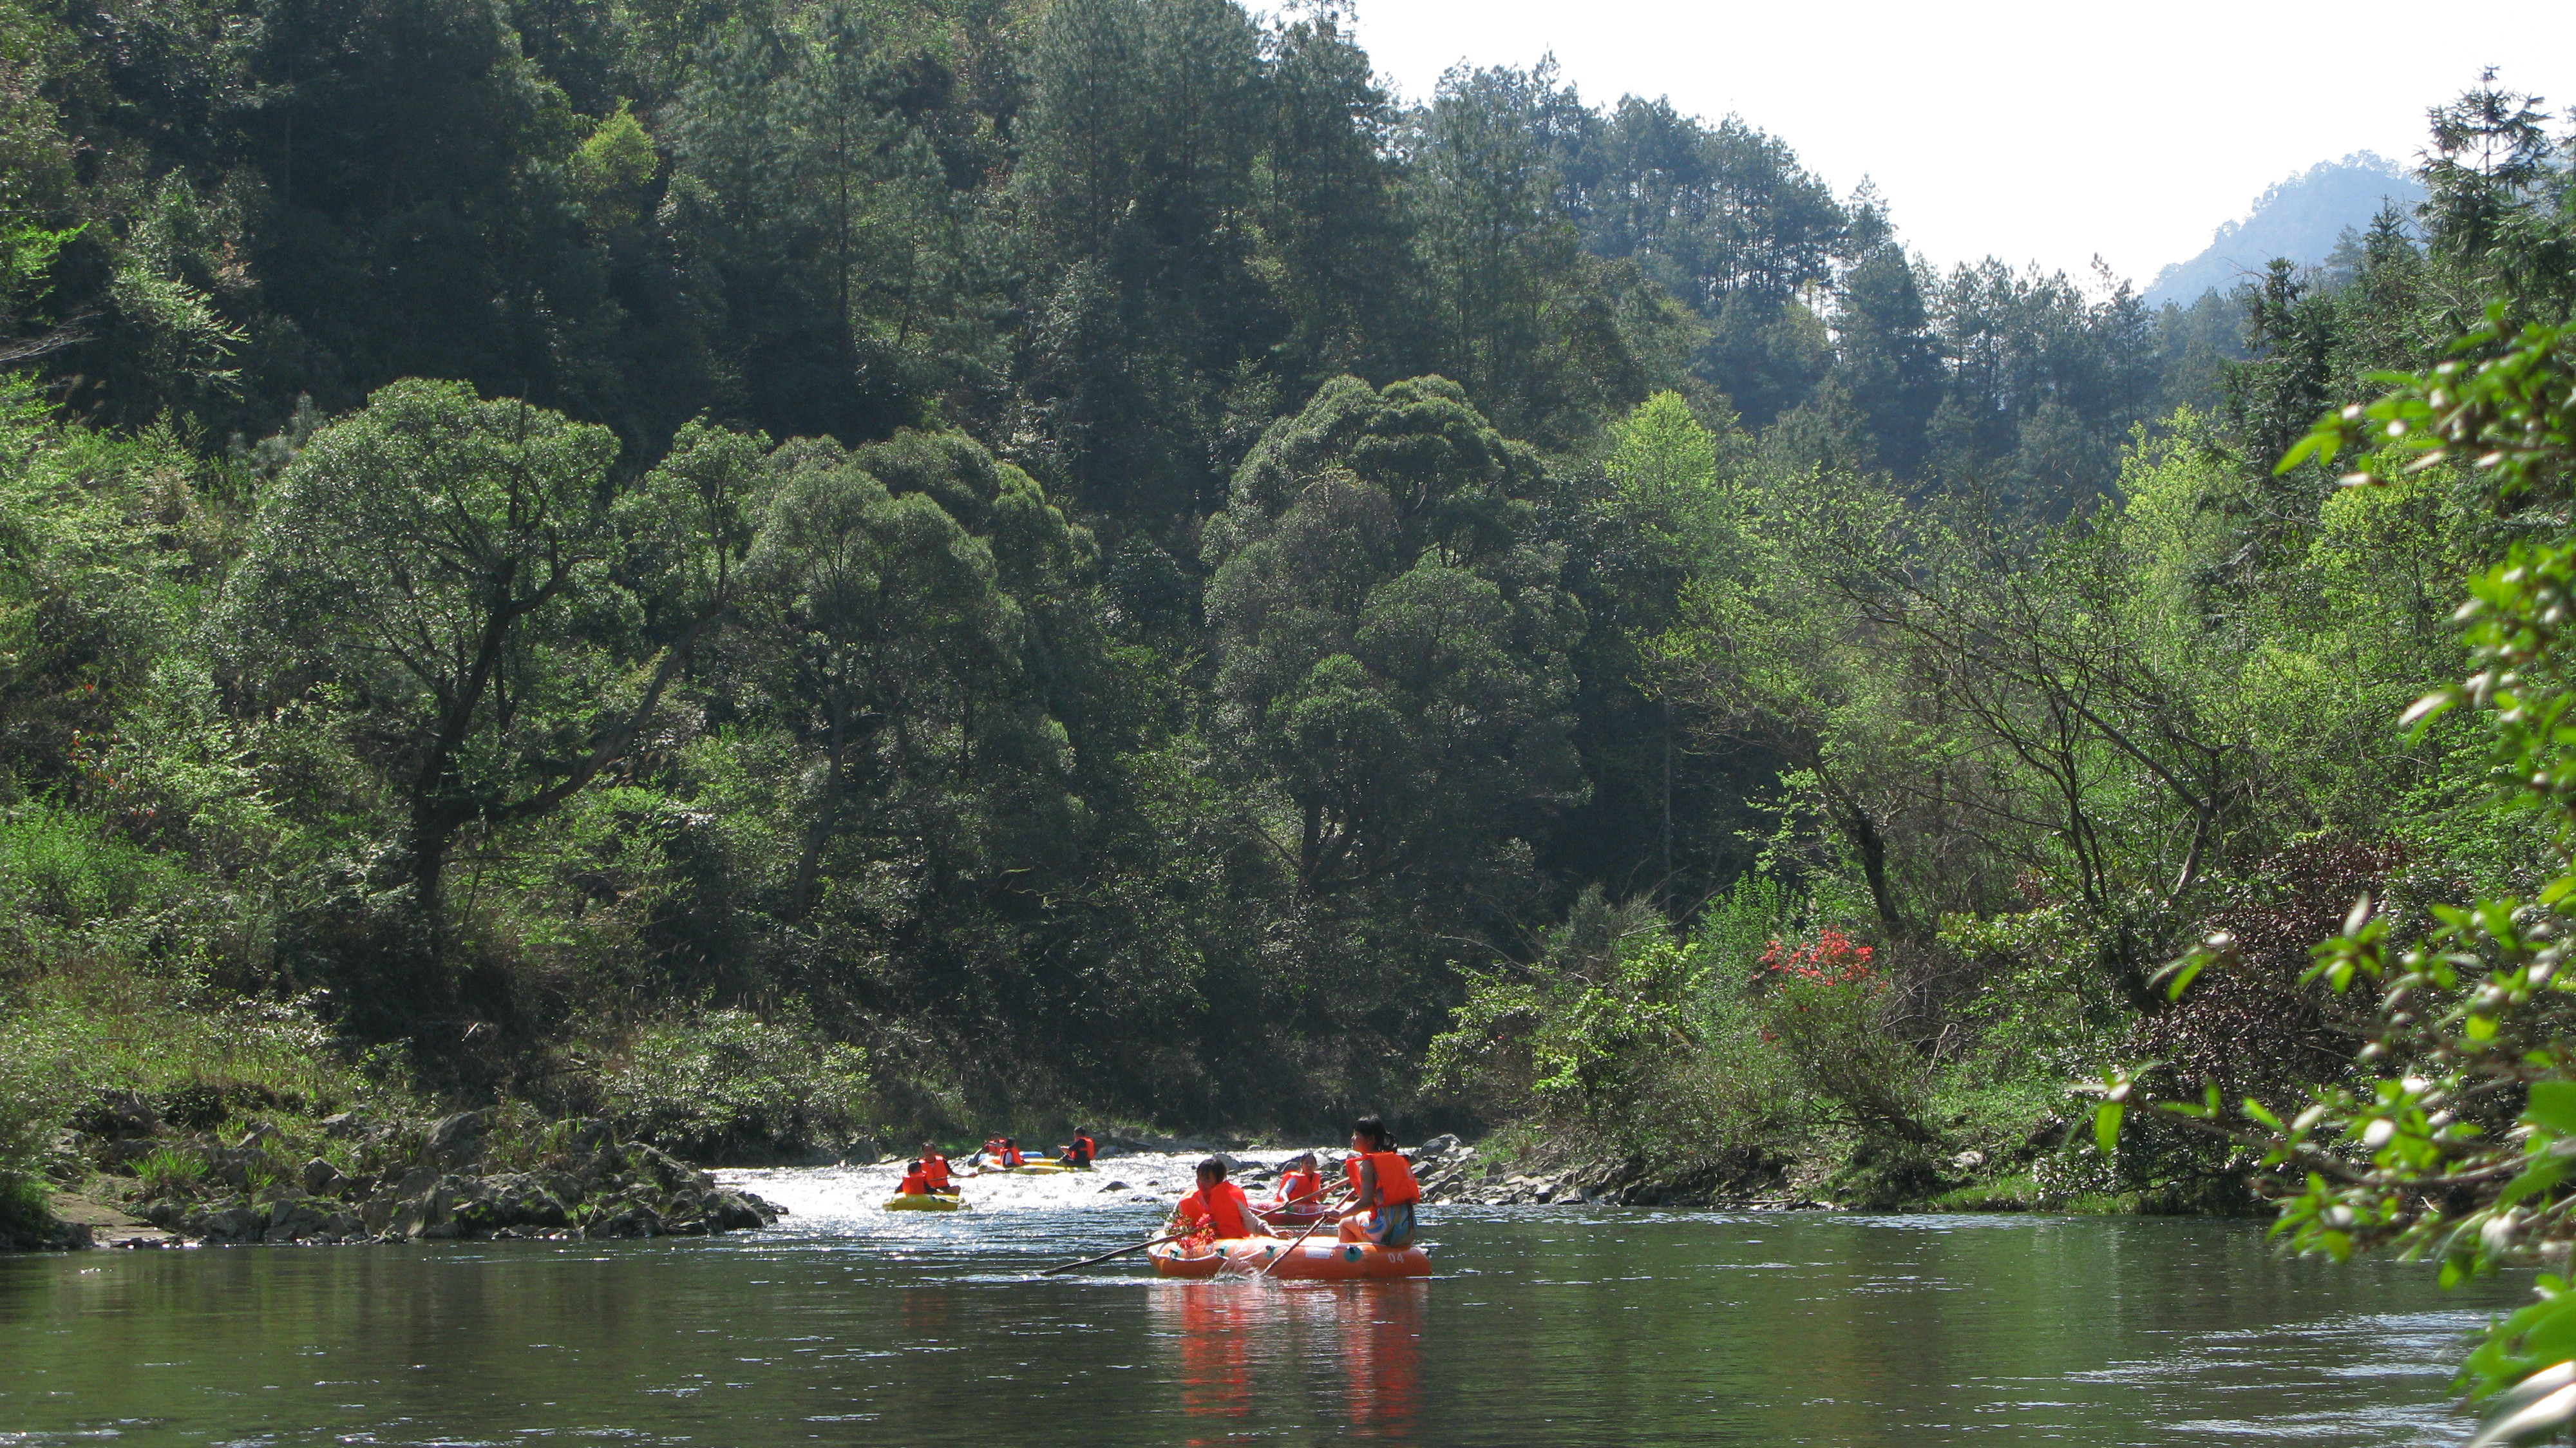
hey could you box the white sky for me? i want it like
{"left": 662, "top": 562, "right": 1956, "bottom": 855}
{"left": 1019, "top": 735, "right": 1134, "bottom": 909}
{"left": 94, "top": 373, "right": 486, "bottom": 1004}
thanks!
{"left": 1343, "top": 0, "right": 2576, "bottom": 288}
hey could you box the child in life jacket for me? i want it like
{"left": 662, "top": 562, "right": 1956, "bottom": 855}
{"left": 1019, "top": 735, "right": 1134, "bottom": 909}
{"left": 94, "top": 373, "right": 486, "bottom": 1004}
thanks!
{"left": 1269, "top": 1152, "right": 1326, "bottom": 1210}
{"left": 1335, "top": 1116, "right": 1419, "bottom": 1248}
{"left": 897, "top": 1161, "right": 931, "bottom": 1196}
{"left": 917, "top": 1143, "right": 954, "bottom": 1194}
{"left": 1167, "top": 1157, "right": 1274, "bottom": 1248}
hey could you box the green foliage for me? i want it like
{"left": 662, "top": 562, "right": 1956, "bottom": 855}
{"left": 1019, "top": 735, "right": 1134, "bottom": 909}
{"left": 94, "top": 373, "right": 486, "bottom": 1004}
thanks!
{"left": 1424, "top": 890, "right": 1706, "bottom": 1128}
{"left": 595, "top": 1007, "right": 872, "bottom": 1162}
{"left": 133, "top": 1145, "right": 207, "bottom": 1196}
{"left": 0, "top": 1007, "right": 72, "bottom": 1192}
{"left": 1693, "top": 870, "right": 1795, "bottom": 984}
{"left": 1940, "top": 905, "right": 2125, "bottom": 1082}
{"left": 2097, "top": 305, "right": 2576, "bottom": 1427}
{"left": 569, "top": 102, "right": 658, "bottom": 227}
{"left": 1205, "top": 375, "right": 1586, "bottom": 904}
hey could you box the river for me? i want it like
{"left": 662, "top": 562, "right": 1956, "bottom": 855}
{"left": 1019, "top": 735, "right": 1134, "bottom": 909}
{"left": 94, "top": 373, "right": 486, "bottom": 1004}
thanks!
{"left": 0, "top": 1152, "right": 2530, "bottom": 1445}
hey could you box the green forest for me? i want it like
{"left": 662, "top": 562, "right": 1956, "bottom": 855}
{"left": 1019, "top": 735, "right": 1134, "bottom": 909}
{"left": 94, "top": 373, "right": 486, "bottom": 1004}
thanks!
{"left": 6, "top": 0, "right": 2576, "bottom": 1287}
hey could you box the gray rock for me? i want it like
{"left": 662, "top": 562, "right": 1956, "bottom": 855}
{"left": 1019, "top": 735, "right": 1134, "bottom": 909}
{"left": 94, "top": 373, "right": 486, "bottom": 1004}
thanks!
{"left": 89, "top": 1089, "right": 162, "bottom": 1139}
{"left": 588, "top": 1205, "right": 662, "bottom": 1238}
{"left": 320, "top": 1110, "right": 377, "bottom": 1140}
{"left": 1412, "top": 1134, "right": 1463, "bottom": 1160}
{"left": 200, "top": 1145, "right": 268, "bottom": 1192}
{"left": 301, "top": 1157, "right": 349, "bottom": 1197}
{"left": 265, "top": 1200, "right": 339, "bottom": 1244}
{"left": 531, "top": 1168, "right": 588, "bottom": 1206}
{"left": 424, "top": 1112, "right": 488, "bottom": 1169}
{"left": 841, "top": 1138, "right": 884, "bottom": 1166}
{"left": 388, "top": 1174, "right": 477, "bottom": 1239}
{"left": 627, "top": 1142, "right": 703, "bottom": 1191}
{"left": 453, "top": 1173, "right": 568, "bottom": 1232}
{"left": 98, "top": 1138, "right": 164, "bottom": 1170}
{"left": 185, "top": 1205, "right": 267, "bottom": 1244}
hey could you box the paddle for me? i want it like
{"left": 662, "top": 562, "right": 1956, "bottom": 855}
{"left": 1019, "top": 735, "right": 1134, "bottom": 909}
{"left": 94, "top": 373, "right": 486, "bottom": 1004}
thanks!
{"left": 1041, "top": 1230, "right": 1200, "bottom": 1275}
{"left": 1256, "top": 1185, "right": 1352, "bottom": 1279}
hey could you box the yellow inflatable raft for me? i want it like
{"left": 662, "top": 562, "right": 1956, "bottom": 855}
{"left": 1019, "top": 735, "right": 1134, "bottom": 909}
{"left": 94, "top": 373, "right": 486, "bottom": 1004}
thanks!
{"left": 884, "top": 1191, "right": 965, "bottom": 1212}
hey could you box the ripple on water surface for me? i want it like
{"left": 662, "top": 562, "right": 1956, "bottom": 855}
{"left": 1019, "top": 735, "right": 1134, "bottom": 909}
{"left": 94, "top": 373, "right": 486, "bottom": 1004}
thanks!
{"left": 0, "top": 1157, "right": 2531, "bottom": 1447}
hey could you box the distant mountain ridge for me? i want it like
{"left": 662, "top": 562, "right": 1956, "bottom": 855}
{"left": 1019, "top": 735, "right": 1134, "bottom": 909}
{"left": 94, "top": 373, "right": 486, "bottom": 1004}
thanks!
{"left": 2143, "top": 153, "right": 2427, "bottom": 307}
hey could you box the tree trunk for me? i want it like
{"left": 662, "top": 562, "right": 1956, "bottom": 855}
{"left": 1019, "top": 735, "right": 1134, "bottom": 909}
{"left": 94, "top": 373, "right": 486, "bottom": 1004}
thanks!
{"left": 1817, "top": 767, "right": 1904, "bottom": 938}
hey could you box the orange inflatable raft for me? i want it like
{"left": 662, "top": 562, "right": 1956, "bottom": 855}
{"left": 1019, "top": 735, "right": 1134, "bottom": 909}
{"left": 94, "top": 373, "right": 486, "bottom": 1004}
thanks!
{"left": 1148, "top": 1236, "right": 1430, "bottom": 1280}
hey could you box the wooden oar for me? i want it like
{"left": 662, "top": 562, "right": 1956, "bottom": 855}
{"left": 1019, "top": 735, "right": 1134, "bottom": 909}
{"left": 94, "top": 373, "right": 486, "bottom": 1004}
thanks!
{"left": 1041, "top": 1230, "right": 1199, "bottom": 1275}
{"left": 1256, "top": 1186, "right": 1352, "bottom": 1278}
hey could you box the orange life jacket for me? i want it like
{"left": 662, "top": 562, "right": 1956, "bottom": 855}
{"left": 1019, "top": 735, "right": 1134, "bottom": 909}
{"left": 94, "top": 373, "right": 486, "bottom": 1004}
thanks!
{"left": 1178, "top": 1182, "right": 1256, "bottom": 1239}
{"left": 921, "top": 1154, "right": 952, "bottom": 1190}
{"left": 1276, "top": 1167, "right": 1324, "bottom": 1206}
{"left": 1003, "top": 1144, "right": 1023, "bottom": 1167}
{"left": 898, "top": 1170, "right": 929, "bottom": 1196}
{"left": 1345, "top": 1150, "right": 1419, "bottom": 1208}
{"left": 1071, "top": 1134, "right": 1095, "bottom": 1164}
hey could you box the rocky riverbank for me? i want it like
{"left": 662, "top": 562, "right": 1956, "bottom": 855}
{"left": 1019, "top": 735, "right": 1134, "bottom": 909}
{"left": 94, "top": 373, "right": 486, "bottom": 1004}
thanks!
{"left": 1387, "top": 1135, "right": 1817, "bottom": 1210}
{"left": 39, "top": 1098, "right": 782, "bottom": 1249}
{"left": 1088, "top": 1132, "right": 1833, "bottom": 1211}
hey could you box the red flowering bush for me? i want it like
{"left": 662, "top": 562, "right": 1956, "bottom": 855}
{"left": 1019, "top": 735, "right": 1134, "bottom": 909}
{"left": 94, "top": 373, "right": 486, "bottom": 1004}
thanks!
{"left": 1757, "top": 927, "right": 1926, "bottom": 1145}
{"left": 1758, "top": 928, "right": 1877, "bottom": 987}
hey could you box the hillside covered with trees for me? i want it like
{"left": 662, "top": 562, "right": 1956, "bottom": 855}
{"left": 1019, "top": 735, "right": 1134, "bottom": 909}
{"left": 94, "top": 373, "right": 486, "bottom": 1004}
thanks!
{"left": 1, "top": 0, "right": 2571, "bottom": 1237}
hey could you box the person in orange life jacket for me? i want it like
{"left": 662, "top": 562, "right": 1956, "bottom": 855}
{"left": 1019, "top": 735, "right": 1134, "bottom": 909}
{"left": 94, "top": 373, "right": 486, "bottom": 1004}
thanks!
{"left": 974, "top": 1136, "right": 1005, "bottom": 1168}
{"left": 1335, "top": 1116, "right": 1419, "bottom": 1248}
{"left": 1270, "top": 1152, "right": 1325, "bottom": 1209}
{"left": 917, "top": 1143, "right": 954, "bottom": 1194}
{"left": 1058, "top": 1130, "right": 1096, "bottom": 1168}
{"left": 1002, "top": 1138, "right": 1025, "bottom": 1168}
{"left": 897, "top": 1161, "right": 931, "bottom": 1196}
{"left": 1167, "top": 1157, "right": 1275, "bottom": 1246}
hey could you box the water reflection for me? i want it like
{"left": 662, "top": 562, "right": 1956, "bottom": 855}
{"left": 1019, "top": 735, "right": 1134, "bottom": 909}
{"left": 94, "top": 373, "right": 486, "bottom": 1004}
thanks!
{"left": 1325, "top": 1281, "right": 1424, "bottom": 1439}
{"left": 1158, "top": 1282, "right": 1258, "bottom": 1434}
{"left": 1148, "top": 1278, "right": 1427, "bottom": 1443}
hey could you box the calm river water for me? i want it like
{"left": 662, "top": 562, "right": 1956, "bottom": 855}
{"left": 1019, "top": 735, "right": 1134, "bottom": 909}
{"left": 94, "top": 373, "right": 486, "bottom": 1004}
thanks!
{"left": 0, "top": 1153, "right": 2532, "bottom": 1446}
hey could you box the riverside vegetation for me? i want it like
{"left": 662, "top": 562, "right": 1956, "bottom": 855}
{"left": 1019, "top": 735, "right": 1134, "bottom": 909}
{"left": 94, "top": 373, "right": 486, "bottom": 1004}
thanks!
{"left": 0, "top": 0, "right": 2573, "bottom": 1412}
